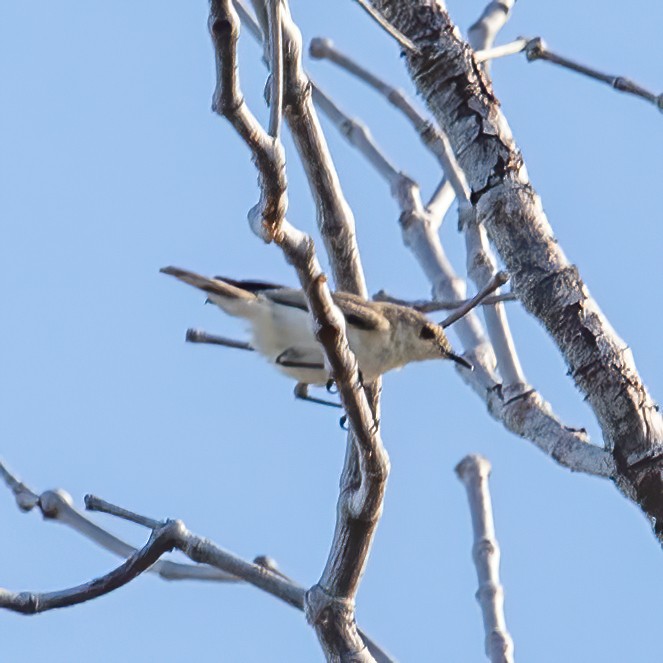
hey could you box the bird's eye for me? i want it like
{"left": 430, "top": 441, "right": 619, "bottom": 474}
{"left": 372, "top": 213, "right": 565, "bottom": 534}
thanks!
{"left": 419, "top": 325, "right": 436, "bottom": 340}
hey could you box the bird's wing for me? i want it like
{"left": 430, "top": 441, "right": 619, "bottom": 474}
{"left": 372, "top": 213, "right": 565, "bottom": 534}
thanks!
{"left": 263, "top": 288, "right": 309, "bottom": 312}
{"left": 332, "top": 293, "right": 390, "bottom": 331}
{"left": 266, "top": 289, "right": 389, "bottom": 331}
{"left": 160, "top": 266, "right": 257, "bottom": 301}
{"left": 215, "top": 277, "right": 288, "bottom": 292}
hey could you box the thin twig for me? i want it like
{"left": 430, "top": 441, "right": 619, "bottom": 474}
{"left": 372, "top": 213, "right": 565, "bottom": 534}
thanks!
{"left": 310, "top": 37, "right": 468, "bottom": 200}
{"left": 372, "top": 290, "right": 516, "bottom": 312}
{"left": 474, "top": 38, "right": 529, "bottom": 63}
{"left": 312, "top": 86, "right": 401, "bottom": 185}
{"left": 456, "top": 455, "right": 514, "bottom": 663}
{"left": 186, "top": 328, "right": 255, "bottom": 351}
{"left": 525, "top": 38, "right": 663, "bottom": 112}
{"left": 469, "top": 0, "right": 517, "bottom": 74}
{"left": 85, "top": 494, "right": 162, "bottom": 529}
{"left": 441, "top": 271, "right": 509, "bottom": 329}
{"left": 352, "top": 0, "right": 419, "bottom": 53}
{"left": 266, "top": 0, "right": 283, "bottom": 136}
{"left": 0, "top": 459, "right": 238, "bottom": 582}
{"left": 462, "top": 207, "right": 526, "bottom": 389}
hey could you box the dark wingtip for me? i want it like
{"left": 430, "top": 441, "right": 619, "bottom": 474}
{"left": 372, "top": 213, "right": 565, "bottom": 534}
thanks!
{"left": 448, "top": 352, "right": 473, "bottom": 371}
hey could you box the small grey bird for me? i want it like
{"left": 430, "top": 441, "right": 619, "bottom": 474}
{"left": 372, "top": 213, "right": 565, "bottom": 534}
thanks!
{"left": 161, "top": 266, "right": 472, "bottom": 388}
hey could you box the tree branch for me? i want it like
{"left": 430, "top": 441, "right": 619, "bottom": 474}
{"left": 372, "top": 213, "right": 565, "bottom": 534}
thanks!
{"left": 468, "top": 0, "right": 516, "bottom": 75}
{"left": 372, "top": 289, "right": 516, "bottom": 312}
{"left": 352, "top": 0, "right": 418, "bottom": 53}
{"left": 308, "top": 78, "right": 491, "bottom": 370}
{"left": 0, "top": 459, "right": 237, "bottom": 582}
{"left": 370, "top": 0, "right": 662, "bottom": 529}
{"left": 309, "top": 37, "right": 529, "bottom": 389}
{"left": 456, "top": 455, "right": 514, "bottom": 663}
{"left": 309, "top": 43, "right": 612, "bottom": 477}
{"left": 2, "top": 472, "right": 395, "bottom": 661}
{"left": 211, "top": 3, "right": 389, "bottom": 658}
{"left": 186, "top": 328, "right": 255, "bottom": 351}
{"left": 0, "top": 522, "right": 181, "bottom": 614}
{"left": 309, "top": 36, "right": 465, "bottom": 199}
{"left": 525, "top": 37, "right": 663, "bottom": 112}
{"left": 265, "top": 0, "right": 283, "bottom": 137}
{"left": 440, "top": 271, "right": 509, "bottom": 329}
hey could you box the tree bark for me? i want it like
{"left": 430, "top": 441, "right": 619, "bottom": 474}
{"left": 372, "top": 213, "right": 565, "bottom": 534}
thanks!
{"left": 372, "top": 0, "right": 663, "bottom": 537}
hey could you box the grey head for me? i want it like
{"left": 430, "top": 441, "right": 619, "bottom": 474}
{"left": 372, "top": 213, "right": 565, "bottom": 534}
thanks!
{"left": 376, "top": 302, "right": 473, "bottom": 370}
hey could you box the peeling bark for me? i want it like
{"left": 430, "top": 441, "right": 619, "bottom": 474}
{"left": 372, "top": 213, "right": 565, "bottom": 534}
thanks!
{"left": 372, "top": 0, "right": 663, "bottom": 535}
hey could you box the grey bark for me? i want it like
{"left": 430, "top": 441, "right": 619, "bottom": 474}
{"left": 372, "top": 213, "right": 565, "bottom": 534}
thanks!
{"left": 371, "top": 0, "right": 663, "bottom": 536}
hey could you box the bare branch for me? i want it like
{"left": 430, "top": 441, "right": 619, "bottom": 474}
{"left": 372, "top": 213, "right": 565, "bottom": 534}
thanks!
{"left": 266, "top": 0, "right": 283, "bottom": 136}
{"left": 312, "top": 86, "right": 401, "bottom": 186}
{"left": 456, "top": 455, "right": 515, "bottom": 663}
{"left": 83, "top": 496, "right": 304, "bottom": 607}
{"left": 211, "top": 3, "right": 388, "bottom": 658}
{"left": 351, "top": 0, "right": 418, "bottom": 53}
{"left": 1, "top": 491, "right": 302, "bottom": 613}
{"left": 372, "top": 289, "right": 516, "bottom": 312}
{"left": 441, "top": 271, "right": 509, "bottom": 329}
{"left": 90, "top": 493, "right": 394, "bottom": 663}
{"left": 275, "top": 2, "right": 370, "bottom": 297}
{"left": 310, "top": 16, "right": 614, "bottom": 478}
{"left": 307, "top": 37, "right": 531, "bottom": 390}
{"left": 310, "top": 37, "right": 468, "bottom": 200}
{"left": 462, "top": 208, "right": 526, "bottom": 390}
{"left": 470, "top": 15, "right": 662, "bottom": 113}
{"left": 0, "top": 459, "right": 238, "bottom": 582}
{"left": 307, "top": 79, "right": 491, "bottom": 368}
{"left": 85, "top": 494, "right": 161, "bottom": 529}
{"left": 2, "top": 464, "right": 394, "bottom": 660}
{"left": 0, "top": 522, "right": 181, "bottom": 614}
{"left": 474, "top": 38, "right": 529, "bottom": 63}
{"left": 186, "top": 328, "right": 255, "bottom": 351}
{"left": 371, "top": 0, "right": 661, "bottom": 521}
{"left": 469, "top": 22, "right": 663, "bottom": 112}
{"left": 525, "top": 37, "right": 663, "bottom": 112}
{"left": 469, "top": 0, "right": 517, "bottom": 75}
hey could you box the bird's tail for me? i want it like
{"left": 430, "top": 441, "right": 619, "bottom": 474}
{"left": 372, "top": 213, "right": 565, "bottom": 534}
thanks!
{"left": 160, "top": 266, "right": 258, "bottom": 318}
{"left": 446, "top": 351, "right": 473, "bottom": 371}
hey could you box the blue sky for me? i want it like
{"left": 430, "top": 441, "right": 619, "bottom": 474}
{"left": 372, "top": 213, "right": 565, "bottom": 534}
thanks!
{"left": 1, "top": 1, "right": 662, "bottom": 661}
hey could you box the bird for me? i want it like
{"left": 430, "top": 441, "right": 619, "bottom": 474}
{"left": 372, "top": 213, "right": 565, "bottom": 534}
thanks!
{"left": 161, "top": 266, "right": 472, "bottom": 394}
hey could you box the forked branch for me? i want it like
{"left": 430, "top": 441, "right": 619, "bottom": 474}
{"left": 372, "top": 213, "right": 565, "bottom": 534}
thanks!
{"left": 211, "top": 2, "right": 389, "bottom": 658}
{"left": 369, "top": 0, "right": 660, "bottom": 529}
{"left": 308, "top": 37, "right": 612, "bottom": 476}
